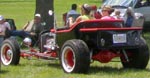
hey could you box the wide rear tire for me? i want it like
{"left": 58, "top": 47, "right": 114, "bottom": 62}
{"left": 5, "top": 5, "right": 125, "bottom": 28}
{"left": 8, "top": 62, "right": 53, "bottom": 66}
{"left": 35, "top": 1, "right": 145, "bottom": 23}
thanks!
{"left": 0, "top": 38, "right": 20, "bottom": 65}
{"left": 60, "top": 39, "right": 90, "bottom": 73}
{"left": 121, "top": 45, "right": 149, "bottom": 69}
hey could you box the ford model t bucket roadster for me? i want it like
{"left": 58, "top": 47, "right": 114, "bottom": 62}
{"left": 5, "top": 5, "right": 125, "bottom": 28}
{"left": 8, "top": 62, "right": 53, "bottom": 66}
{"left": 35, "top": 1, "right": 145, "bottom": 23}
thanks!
{"left": 1, "top": 1, "right": 149, "bottom": 74}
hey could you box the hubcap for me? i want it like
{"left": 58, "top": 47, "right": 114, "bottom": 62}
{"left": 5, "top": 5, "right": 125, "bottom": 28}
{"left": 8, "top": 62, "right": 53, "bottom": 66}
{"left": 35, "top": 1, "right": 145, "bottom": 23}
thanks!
{"left": 1, "top": 44, "right": 13, "bottom": 65}
{"left": 62, "top": 46, "right": 75, "bottom": 73}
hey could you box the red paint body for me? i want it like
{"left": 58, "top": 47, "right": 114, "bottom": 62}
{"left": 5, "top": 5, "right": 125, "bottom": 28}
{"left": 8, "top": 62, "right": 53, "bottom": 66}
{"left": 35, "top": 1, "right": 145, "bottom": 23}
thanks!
{"left": 92, "top": 50, "right": 120, "bottom": 63}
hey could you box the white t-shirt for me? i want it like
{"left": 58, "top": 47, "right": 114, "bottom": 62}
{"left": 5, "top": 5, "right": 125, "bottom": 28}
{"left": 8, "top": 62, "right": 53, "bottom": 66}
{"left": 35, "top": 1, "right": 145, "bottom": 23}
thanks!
{"left": 0, "top": 22, "right": 11, "bottom": 34}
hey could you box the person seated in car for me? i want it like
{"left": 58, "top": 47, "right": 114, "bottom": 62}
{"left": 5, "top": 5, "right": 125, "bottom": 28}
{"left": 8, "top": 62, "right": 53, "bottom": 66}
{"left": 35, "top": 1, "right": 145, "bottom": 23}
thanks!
{"left": 100, "top": 5, "right": 115, "bottom": 20}
{"left": 66, "top": 4, "right": 79, "bottom": 20}
{"left": 68, "top": 4, "right": 92, "bottom": 26}
{"left": 113, "top": 10, "right": 124, "bottom": 20}
{"left": 0, "top": 15, "right": 11, "bottom": 45}
{"left": 100, "top": 6, "right": 124, "bottom": 27}
{"left": 0, "top": 15, "right": 11, "bottom": 36}
{"left": 125, "top": 7, "right": 135, "bottom": 27}
{"left": 0, "top": 15, "right": 31, "bottom": 40}
{"left": 65, "top": 4, "right": 80, "bottom": 26}
{"left": 90, "top": 5, "right": 102, "bottom": 19}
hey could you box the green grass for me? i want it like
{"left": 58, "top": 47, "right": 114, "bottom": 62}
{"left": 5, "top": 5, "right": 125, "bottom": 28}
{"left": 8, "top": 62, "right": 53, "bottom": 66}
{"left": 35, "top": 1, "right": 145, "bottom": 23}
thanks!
{"left": 1, "top": 57, "right": 150, "bottom": 78}
{"left": 1, "top": 0, "right": 150, "bottom": 78}
{"left": 0, "top": 0, "right": 35, "bottom": 29}
{"left": 0, "top": 0, "right": 102, "bottom": 29}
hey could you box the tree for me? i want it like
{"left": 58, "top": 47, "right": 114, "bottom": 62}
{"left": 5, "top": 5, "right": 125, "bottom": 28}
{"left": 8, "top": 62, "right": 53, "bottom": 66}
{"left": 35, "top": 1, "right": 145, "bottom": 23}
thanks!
{"left": 35, "top": 0, "right": 54, "bottom": 30}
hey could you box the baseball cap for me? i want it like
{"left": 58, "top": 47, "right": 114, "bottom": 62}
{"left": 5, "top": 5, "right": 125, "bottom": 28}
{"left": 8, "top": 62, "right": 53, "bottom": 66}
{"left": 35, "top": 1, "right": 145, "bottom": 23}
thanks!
{"left": 35, "top": 13, "right": 41, "bottom": 18}
{"left": 0, "top": 15, "right": 4, "bottom": 21}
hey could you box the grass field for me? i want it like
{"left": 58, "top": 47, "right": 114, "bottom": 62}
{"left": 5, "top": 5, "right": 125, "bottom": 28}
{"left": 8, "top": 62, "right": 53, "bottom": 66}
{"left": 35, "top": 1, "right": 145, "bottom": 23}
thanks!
{"left": 0, "top": 0, "right": 150, "bottom": 78}
{"left": 0, "top": 0, "right": 102, "bottom": 29}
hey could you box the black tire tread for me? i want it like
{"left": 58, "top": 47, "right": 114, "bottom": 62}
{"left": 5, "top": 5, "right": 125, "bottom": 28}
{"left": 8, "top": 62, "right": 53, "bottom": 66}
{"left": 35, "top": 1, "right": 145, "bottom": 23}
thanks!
{"left": 60, "top": 39, "right": 90, "bottom": 73}
{"left": 1, "top": 38, "right": 20, "bottom": 65}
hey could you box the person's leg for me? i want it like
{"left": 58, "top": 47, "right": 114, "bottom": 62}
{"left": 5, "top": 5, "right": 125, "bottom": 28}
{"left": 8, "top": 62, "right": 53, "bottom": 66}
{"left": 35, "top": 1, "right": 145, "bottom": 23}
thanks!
{"left": 10, "top": 30, "right": 30, "bottom": 38}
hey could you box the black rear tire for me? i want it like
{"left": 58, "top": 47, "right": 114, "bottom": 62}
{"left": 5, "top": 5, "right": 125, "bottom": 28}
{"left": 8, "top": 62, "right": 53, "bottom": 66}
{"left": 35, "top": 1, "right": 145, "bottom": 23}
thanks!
{"left": 60, "top": 39, "right": 90, "bottom": 73}
{"left": 0, "top": 38, "right": 20, "bottom": 65}
{"left": 121, "top": 45, "right": 149, "bottom": 69}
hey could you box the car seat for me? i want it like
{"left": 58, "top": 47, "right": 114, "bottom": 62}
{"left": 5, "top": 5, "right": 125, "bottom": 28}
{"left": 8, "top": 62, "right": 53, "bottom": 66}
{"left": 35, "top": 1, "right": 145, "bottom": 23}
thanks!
{"left": 5, "top": 19, "right": 17, "bottom": 30}
{"left": 4, "top": 19, "right": 17, "bottom": 38}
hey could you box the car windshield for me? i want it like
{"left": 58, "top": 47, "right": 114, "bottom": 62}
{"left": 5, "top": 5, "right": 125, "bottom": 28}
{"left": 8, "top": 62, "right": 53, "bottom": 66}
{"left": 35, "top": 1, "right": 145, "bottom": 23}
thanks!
{"left": 103, "top": 0, "right": 138, "bottom": 7}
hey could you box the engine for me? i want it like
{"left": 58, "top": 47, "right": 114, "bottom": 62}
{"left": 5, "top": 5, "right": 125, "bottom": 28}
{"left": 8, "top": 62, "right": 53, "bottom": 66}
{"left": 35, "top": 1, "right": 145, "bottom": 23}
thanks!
{"left": 40, "top": 33, "right": 58, "bottom": 52}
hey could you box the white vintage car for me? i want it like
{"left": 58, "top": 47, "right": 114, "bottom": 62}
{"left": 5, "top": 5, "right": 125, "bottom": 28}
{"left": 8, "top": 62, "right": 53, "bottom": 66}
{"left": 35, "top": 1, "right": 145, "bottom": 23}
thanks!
{"left": 102, "top": 0, "right": 150, "bottom": 31}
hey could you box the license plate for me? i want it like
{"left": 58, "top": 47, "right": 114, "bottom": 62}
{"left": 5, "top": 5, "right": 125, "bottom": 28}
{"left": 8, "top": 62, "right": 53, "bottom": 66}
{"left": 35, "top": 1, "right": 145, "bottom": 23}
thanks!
{"left": 113, "top": 34, "right": 127, "bottom": 43}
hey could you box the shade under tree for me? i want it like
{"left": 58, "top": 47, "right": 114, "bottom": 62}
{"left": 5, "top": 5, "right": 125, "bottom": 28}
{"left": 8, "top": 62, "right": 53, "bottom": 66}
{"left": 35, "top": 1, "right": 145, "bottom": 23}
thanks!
{"left": 35, "top": 0, "right": 54, "bottom": 30}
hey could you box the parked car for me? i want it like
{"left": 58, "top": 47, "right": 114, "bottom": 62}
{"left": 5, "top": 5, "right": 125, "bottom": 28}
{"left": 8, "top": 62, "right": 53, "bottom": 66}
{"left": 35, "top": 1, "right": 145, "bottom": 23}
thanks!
{"left": 102, "top": 0, "right": 150, "bottom": 32}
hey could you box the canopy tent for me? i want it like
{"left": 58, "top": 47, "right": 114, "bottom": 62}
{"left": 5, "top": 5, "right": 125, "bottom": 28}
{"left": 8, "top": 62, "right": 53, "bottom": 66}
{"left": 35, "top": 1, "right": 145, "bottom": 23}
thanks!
{"left": 103, "top": 0, "right": 138, "bottom": 7}
{"left": 35, "top": 0, "right": 54, "bottom": 30}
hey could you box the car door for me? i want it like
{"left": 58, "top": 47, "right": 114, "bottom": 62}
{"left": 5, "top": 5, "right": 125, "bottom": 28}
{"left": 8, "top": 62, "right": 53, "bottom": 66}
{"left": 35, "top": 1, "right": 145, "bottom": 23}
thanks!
{"left": 134, "top": 6, "right": 150, "bottom": 23}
